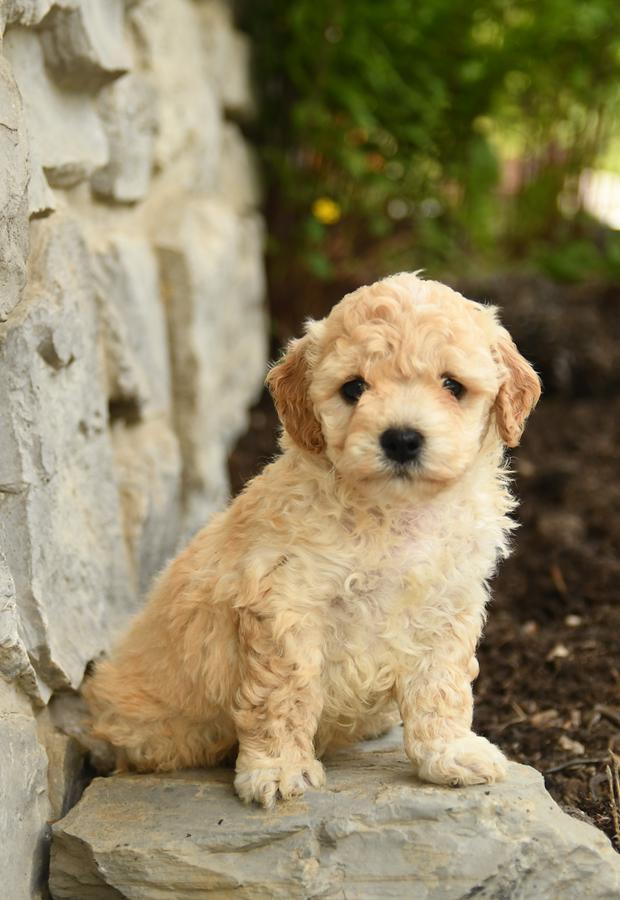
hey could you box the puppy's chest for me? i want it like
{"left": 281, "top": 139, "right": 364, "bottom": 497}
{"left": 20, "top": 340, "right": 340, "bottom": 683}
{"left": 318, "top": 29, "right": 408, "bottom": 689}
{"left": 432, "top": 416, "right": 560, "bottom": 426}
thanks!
{"left": 323, "top": 522, "right": 439, "bottom": 643}
{"left": 321, "top": 503, "right": 496, "bottom": 650}
{"left": 318, "top": 538, "right": 430, "bottom": 707}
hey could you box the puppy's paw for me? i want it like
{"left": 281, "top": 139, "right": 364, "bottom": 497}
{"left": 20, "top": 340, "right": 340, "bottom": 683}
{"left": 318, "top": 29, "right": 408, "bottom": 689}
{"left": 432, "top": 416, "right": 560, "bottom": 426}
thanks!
{"left": 413, "top": 733, "right": 507, "bottom": 787}
{"left": 234, "top": 759, "right": 326, "bottom": 808}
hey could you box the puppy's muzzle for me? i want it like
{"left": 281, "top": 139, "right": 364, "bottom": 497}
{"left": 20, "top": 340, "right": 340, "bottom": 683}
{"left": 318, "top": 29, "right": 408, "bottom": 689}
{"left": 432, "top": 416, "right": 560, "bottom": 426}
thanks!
{"left": 380, "top": 427, "right": 424, "bottom": 465}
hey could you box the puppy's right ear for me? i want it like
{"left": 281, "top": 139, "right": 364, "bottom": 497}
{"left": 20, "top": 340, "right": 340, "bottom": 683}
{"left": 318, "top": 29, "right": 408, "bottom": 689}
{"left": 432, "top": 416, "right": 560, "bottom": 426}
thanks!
{"left": 493, "top": 329, "right": 541, "bottom": 448}
{"left": 266, "top": 336, "right": 325, "bottom": 453}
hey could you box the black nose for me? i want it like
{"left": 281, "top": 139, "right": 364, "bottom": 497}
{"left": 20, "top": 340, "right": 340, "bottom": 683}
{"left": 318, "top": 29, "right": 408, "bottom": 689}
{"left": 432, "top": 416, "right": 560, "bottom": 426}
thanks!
{"left": 380, "top": 428, "right": 424, "bottom": 464}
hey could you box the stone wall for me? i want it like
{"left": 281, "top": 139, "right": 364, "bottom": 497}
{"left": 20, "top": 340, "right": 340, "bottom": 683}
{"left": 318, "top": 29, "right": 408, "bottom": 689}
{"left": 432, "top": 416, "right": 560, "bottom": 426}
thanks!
{"left": 0, "top": 2, "right": 267, "bottom": 896}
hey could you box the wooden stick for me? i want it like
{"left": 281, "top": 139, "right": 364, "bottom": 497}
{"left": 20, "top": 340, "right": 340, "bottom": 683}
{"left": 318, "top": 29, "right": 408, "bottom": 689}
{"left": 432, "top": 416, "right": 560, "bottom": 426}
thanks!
{"left": 596, "top": 704, "right": 620, "bottom": 729}
{"left": 544, "top": 756, "right": 607, "bottom": 775}
{"left": 608, "top": 753, "right": 620, "bottom": 848}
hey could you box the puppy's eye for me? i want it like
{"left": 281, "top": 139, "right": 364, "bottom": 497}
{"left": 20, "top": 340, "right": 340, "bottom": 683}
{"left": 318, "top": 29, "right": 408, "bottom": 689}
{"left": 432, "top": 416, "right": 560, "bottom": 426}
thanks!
{"left": 442, "top": 376, "right": 465, "bottom": 399}
{"left": 340, "top": 377, "right": 368, "bottom": 404}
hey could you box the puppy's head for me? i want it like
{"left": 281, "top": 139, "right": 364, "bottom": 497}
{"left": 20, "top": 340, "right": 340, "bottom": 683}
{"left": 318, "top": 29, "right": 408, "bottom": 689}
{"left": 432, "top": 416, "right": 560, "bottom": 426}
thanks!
{"left": 267, "top": 273, "right": 540, "bottom": 496}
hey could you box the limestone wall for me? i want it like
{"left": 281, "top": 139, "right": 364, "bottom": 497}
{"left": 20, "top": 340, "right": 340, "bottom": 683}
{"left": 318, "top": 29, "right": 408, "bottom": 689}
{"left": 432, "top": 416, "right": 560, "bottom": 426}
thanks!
{"left": 0, "top": 2, "right": 267, "bottom": 896}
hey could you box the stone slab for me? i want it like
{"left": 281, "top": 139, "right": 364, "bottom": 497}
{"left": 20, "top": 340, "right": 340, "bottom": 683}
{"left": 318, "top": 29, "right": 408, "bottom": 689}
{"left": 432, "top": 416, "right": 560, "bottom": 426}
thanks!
{"left": 0, "top": 55, "right": 29, "bottom": 319}
{"left": 129, "top": 0, "right": 220, "bottom": 185}
{"left": 3, "top": 26, "right": 108, "bottom": 189}
{"left": 0, "top": 216, "right": 135, "bottom": 696}
{"left": 0, "top": 551, "right": 49, "bottom": 702}
{"left": 1, "top": 0, "right": 56, "bottom": 31}
{"left": 91, "top": 73, "right": 157, "bottom": 204}
{"left": 0, "top": 678, "right": 51, "bottom": 900}
{"left": 111, "top": 418, "right": 182, "bottom": 596}
{"left": 200, "top": 0, "right": 255, "bottom": 120}
{"left": 155, "top": 198, "right": 266, "bottom": 537}
{"left": 216, "top": 122, "right": 262, "bottom": 213}
{"left": 39, "top": 0, "right": 130, "bottom": 90}
{"left": 50, "top": 730, "right": 620, "bottom": 899}
{"left": 93, "top": 235, "right": 172, "bottom": 418}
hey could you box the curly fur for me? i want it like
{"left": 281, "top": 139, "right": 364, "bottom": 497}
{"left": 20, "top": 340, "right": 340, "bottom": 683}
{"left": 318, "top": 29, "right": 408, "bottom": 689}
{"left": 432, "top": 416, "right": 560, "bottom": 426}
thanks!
{"left": 84, "top": 272, "right": 541, "bottom": 807}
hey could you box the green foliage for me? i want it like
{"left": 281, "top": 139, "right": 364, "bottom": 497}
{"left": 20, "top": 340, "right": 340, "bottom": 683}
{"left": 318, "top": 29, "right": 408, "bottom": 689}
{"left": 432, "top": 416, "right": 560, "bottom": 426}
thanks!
{"left": 241, "top": 0, "right": 620, "bottom": 283}
{"left": 535, "top": 218, "right": 620, "bottom": 282}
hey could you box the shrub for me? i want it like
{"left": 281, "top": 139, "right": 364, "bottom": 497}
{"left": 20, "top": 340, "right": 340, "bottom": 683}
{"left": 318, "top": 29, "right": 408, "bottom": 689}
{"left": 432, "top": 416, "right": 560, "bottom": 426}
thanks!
{"left": 241, "top": 0, "right": 620, "bottom": 314}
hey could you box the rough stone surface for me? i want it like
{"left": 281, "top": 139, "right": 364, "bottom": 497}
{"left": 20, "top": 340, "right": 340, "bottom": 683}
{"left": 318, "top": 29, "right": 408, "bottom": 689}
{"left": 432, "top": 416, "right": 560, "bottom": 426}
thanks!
{"left": 37, "top": 704, "right": 89, "bottom": 820}
{"left": 201, "top": 0, "right": 255, "bottom": 120}
{"left": 3, "top": 26, "right": 108, "bottom": 188}
{"left": 130, "top": 0, "right": 221, "bottom": 186}
{"left": 91, "top": 74, "right": 157, "bottom": 203}
{"left": 93, "top": 235, "right": 172, "bottom": 417}
{"left": 0, "top": 217, "right": 135, "bottom": 694}
{"left": 156, "top": 198, "right": 266, "bottom": 535}
{"left": 111, "top": 419, "right": 182, "bottom": 595}
{"left": 217, "top": 122, "right": 262, "bottom": 213}
{"left": 0, "top": 551, "right": 46, "bottom": 701}
{"left": 1, "top": 0, "right": 55, "bottom": 31}
{"left": 0, "top": 55, "right": 29, "bottom": 319}
{"left": 0, "top": 678, "right": 51, "bottom": 900}
{"left": 50, "top": 729, "right": 620, "bottom": 899}
{"left": 39, "top": 0, "right": 130, "bottom": 90}
{"left": 0, "top": 2, "right": 267, "bottom": 893}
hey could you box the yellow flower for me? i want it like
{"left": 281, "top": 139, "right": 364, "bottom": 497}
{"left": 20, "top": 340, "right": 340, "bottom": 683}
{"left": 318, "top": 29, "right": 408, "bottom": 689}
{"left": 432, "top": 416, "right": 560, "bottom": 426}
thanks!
{"left": 312, "top": 197, "right": 341, "bottom": 225}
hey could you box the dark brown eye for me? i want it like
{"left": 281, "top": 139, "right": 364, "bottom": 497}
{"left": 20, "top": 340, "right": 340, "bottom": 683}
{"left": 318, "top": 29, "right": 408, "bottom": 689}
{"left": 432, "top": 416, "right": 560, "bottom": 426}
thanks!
{"left": 340, "top": 377, "right": 368, "bottom": 404}
{"left": 442, "top": 376, "right": 465, "bottom": 399}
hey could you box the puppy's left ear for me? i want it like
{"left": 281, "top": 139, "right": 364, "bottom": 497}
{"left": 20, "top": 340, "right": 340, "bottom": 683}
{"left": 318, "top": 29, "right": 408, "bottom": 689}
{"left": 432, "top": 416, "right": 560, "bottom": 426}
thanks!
{"left": 493, "top": 329, "right": 541, "bottom": 447}
{"left": 266, "top": 335, "right": 325, "bottom": 454}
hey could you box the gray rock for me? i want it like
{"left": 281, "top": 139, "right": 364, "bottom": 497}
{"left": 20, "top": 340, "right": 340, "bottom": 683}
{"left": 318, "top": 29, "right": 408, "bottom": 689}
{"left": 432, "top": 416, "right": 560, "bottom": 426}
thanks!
{"left": 0, "top": 551, "right": 49, "bottom": 703}
{"left": 39, "top": 0, "right": 130, "bottom": 91}
{"left": 0, "top": 34, "right": 56, "bottom": 218}
{"left": 91, "top": 74, "right": 157, "bottom": 203}
{"left": 0, "top": 678, "right": 51, "bottom": 900}
{"left": 1, "top": 0, "right": 56, "bottom": 31}
{"left": 0, "top": 55, "right": 29, "bottom": 321}
{"left": 200, "top": 0, "right": 255, "bottom": 120}
{"left": 0, "top": 216, "right": 135, "bottom": 694}
{"left": 91, "top": 75, "right": 157, "bottom": 203}
{"left": 155, "top": 198, "right": 266, "bottom": 536}
{"left": 3, "top": 26, "right": 108, "bottom": 188}
{"left": 129, "top": 0, "right": 221, "bottom": 186}
{"left": 111, "top": 418, "right": 181, "bottom": 595}
{"left": 93, "top": 235, "right": 172, "bottom": 418}
{"left": 216, "top": 122, "right": 262, "bottom": 213}
{"left": 27, "top": 156, "right": 57, "bottom": 218}
{"left": 93, "top": 233, "right": 182, "bottom": 588}
{"left": 49, "top": 729, "right": 620, "bottom": 899}
{"left": 37, "top": 703, "right": 89, "bottom": 820}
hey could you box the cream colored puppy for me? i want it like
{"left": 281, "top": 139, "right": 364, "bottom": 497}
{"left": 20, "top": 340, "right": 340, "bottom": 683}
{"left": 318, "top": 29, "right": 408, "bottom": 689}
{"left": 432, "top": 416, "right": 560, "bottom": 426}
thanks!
{"left": 85, "top": 272, "right": 540, "bottom": 807}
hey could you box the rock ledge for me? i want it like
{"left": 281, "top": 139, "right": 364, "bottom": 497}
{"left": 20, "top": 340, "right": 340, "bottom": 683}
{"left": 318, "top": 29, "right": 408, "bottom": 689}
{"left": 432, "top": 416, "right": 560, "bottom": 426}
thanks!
{"left": 50, "top": 730, "right": 620, "bottom": 899}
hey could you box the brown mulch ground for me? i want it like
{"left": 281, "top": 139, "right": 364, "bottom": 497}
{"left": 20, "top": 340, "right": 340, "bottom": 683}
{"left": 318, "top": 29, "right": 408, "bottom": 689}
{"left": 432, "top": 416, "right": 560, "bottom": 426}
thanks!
{"left": 228, "top": 296, "right": 620, "bottom": 847}
{"left": 474, "top": 395, "right": 620, "bottom": 843}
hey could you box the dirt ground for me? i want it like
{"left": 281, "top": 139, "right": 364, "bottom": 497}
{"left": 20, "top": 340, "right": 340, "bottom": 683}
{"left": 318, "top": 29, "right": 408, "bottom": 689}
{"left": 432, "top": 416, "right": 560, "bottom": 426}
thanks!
{"left": 228, "top": 276, "right": 620, "bottom": 848}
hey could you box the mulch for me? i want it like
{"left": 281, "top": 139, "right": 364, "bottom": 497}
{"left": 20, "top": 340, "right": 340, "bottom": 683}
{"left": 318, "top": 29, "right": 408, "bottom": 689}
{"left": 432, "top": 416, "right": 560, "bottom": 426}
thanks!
{"left": 474, "top": 394, "right": 620, "bottom": 845}
{"left": 228, "top": 380, "right": 620, "bottom": 849}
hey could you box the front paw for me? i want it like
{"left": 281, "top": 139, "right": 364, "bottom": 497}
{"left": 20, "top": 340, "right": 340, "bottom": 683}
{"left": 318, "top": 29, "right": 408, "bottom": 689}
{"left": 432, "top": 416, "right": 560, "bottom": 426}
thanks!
{"left": 234, "top": 759, "right": 326, "bottom": 808}
{"left": 412, "top": 733, "right": 507, "bottom": 787}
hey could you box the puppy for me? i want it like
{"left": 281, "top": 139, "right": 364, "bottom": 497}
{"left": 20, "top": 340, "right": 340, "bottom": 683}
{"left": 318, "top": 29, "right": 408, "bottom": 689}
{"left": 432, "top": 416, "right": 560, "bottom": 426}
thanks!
{"left": 84, "top": 272, "right": 540, "bottom": 807}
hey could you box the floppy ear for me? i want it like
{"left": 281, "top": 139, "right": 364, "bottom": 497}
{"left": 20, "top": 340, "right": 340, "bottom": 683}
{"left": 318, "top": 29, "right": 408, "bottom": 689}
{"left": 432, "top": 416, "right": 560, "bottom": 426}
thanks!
{"left": 266, "top": 336, "right": 325, "bottom": 453}
{"left": 493, "top": 329, "right": 541, "bottom": 447}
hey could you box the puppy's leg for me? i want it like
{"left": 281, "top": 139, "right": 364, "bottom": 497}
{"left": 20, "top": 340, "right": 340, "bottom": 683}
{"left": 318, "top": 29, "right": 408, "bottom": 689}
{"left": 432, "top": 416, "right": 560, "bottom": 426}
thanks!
{"left": 232, "top": 606, "right": 325, "bottom": 808}
{"left": 394, "top": 607, "right": 506, "bottom": 787}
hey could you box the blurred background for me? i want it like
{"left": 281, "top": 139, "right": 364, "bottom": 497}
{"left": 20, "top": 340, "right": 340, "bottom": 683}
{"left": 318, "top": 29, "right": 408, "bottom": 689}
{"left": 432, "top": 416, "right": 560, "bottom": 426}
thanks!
{"left": 232, "top": 0, "right": 620, "bottom": 846}
{"left": 241, "top": 0, "right": 620, "bottom": 337}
